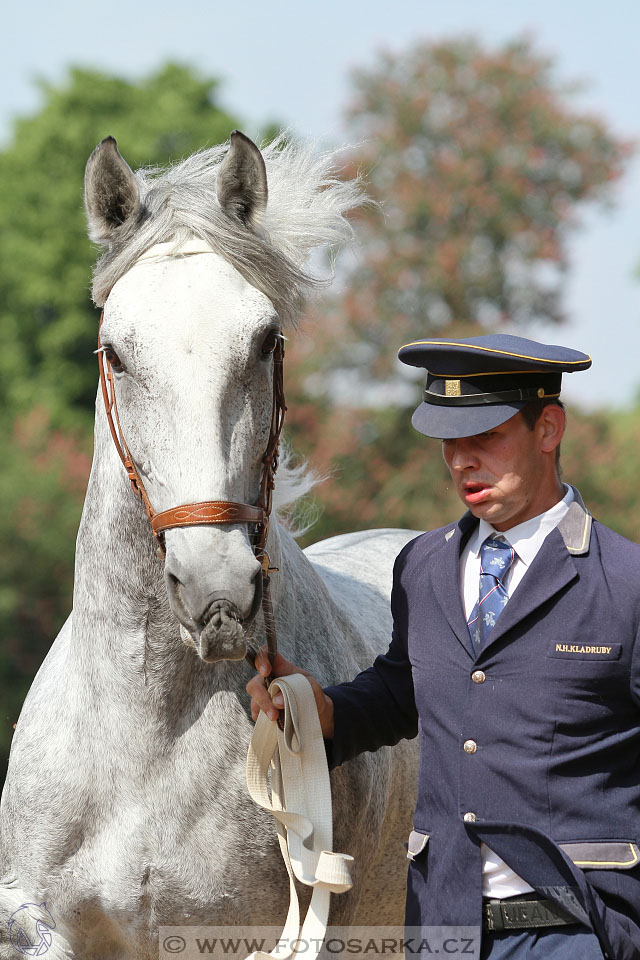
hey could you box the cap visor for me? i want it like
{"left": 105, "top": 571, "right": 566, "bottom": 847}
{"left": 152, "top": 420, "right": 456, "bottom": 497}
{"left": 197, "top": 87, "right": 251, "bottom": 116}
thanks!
{"left": 411, "top": 400, "right": 526, "bottom": 439}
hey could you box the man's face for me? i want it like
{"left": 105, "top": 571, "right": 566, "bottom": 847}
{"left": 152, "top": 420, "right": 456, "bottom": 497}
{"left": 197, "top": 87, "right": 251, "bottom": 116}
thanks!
{"left": 441, "top": 411, "right": 558, "bottom": 531}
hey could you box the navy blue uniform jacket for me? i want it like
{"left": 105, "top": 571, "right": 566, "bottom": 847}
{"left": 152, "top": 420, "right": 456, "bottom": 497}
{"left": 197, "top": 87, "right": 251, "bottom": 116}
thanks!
{"left": 325, "top": 489, "right": 640, "bottom": 960}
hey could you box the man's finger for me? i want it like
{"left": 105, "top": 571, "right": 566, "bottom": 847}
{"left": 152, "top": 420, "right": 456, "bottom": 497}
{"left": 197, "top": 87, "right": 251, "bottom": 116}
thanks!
{"left": 246, "top": 672, "right": 281, "bottom": 722}
{"left": 254, "top": 646, "right": 272, "bottom": 678}
{"left": 247, "top": 650, "right": 319, "bottom": 725}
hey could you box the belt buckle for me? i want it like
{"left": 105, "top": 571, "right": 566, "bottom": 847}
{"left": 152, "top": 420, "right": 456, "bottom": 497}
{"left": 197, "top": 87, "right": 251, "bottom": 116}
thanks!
{"left": 484, "top": 900, "right": 504, "bottom": 932}
{"left": 498, "top": 897, "right": 573, "bottom": 931}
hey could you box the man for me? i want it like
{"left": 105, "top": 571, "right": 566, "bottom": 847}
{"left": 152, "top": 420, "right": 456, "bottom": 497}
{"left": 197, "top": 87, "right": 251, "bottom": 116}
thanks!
{"left": 248, "top": 334, "right": 640, "bottom": 960}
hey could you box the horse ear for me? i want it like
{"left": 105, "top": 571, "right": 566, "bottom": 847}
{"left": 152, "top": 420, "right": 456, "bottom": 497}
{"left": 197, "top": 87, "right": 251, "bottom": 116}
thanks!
{"left": 216, "top": 130, "right": 268, "bottom": 230}
{"left": 84, "top": 136, "right": 140, "bottom": 243}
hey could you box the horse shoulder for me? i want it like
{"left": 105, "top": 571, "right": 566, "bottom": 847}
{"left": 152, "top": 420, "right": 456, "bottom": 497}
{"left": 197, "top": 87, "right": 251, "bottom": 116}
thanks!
{"left": 302, "top": 528, "right": 420, "bottom": 663}
{"left": 304, "top": 527, "right": 419, "bottom": 595}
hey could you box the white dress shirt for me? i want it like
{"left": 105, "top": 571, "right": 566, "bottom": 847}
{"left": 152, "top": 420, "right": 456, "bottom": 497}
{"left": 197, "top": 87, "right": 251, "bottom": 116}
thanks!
{"left": 459, "top": 484, "right": 574, "bottom": 899}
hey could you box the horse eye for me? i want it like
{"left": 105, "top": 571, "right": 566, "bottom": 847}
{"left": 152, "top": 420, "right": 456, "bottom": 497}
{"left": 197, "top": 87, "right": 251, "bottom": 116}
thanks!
{"left": 261, "top": 331, "right": 279, "bottom": 357}
{"left": 103, "top": 346, "right": 123, "bottom": 372}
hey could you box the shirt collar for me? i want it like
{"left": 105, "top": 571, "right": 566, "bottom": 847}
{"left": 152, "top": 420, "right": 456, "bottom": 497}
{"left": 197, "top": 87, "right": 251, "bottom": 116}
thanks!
{"left": 469, "top": 484, "right": 574, "bottom": 567}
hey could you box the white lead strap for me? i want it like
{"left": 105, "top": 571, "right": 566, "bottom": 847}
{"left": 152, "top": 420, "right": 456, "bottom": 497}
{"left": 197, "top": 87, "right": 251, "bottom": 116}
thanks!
{"left": 245, "top": 674, "right": 354, "bottom": 960}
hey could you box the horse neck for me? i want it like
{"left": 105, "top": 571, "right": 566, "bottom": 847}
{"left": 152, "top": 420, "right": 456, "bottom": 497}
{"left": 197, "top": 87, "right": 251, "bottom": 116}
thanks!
{"left": 264, "top": 522, "right": 356, "bottom": 686}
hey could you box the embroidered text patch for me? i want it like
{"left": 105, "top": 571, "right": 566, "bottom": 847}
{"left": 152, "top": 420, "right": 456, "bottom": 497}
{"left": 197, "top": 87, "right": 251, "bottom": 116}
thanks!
{"left": 548, "top": 642, "right": 622, "bottom": 661}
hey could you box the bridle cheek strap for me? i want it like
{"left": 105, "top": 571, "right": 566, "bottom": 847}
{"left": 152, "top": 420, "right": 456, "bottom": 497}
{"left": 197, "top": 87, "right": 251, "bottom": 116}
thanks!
{"left": 97, "top": 311, "right": 286, "bottom": 665}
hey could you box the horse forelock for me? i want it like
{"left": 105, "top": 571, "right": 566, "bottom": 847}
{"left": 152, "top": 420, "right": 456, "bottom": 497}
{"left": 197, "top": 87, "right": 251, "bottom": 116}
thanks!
{"left": 90, "top": 134, "right": 364, "bottom": 330}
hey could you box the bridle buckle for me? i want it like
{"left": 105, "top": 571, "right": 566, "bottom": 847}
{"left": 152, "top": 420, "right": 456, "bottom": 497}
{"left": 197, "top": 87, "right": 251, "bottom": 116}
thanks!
{"left": 258, "top": 551, "right": 279, "bottom": 577}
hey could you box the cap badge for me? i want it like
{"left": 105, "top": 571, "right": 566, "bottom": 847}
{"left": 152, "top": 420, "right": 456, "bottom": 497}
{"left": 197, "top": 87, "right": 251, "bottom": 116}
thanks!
{"left": 445, "top": 379, "right": 461, "bottom": 397}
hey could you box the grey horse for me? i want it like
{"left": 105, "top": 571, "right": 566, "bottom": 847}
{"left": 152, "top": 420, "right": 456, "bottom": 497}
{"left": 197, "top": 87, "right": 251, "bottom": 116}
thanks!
{"left": 0, "top": 132, "right": 419, "bottom": 959}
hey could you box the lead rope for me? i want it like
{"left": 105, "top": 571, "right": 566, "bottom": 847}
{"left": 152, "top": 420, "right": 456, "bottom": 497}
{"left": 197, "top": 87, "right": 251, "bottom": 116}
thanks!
{"left": 241, "top": 353, "right": 355, "bottom": 956}
{"left": 251, "top": 336, "right": 286, "bottom": 669}
{"left": 245, "top": 674, "right": 354, "bottom": 960}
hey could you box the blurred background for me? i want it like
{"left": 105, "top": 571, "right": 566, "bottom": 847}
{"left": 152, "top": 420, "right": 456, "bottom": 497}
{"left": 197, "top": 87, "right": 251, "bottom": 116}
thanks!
{"left": 1, "top": 0, "right": 639, "bottom": 785}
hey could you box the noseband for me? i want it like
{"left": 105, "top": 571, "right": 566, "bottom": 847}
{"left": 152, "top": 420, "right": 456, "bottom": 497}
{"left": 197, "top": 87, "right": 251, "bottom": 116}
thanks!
{"left": 97, "top": 311, "right": 286, "bottom": 665}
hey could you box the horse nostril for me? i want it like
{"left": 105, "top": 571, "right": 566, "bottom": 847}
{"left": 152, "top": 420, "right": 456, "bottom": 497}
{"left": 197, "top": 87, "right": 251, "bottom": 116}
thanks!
{"left": 166, "top": 571, "right": 193, "bottom": 626}
{"left": 166, "top": 571, "right": 182, "bottom": 598}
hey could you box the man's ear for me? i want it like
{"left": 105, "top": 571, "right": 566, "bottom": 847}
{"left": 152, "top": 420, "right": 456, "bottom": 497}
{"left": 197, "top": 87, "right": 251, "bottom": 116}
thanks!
{"left": 538, "top": 403, "right": 566, "bottom": 454}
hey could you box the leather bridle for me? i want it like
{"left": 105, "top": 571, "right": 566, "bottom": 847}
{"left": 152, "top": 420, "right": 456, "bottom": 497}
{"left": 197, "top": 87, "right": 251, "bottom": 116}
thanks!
{"left": 97, "top": 311, "right": 286, "bottom": 665}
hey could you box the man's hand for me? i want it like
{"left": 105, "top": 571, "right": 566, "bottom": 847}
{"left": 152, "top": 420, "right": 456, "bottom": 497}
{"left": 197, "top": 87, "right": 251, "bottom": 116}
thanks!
{"left": 247, "top": 648, "right": 335, "bottom": 739}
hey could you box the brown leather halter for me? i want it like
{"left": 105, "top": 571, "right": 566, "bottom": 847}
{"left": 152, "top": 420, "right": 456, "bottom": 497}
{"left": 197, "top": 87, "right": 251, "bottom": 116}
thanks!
{"left": 97, "top": 311, "right": 286, "bottom": 665}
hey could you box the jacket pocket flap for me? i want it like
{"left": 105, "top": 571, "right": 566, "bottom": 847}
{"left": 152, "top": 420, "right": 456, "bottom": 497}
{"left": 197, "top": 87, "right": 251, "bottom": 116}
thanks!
{"left": 559, "top": 841, "right": 640, "bottom": 870}
{"left": 407, "top": 830, "right": 430, "bottom": 860}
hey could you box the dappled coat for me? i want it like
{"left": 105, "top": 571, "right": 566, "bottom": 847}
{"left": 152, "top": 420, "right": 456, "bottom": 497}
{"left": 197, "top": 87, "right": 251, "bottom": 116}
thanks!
{"left": 325, "top": 488, "right": 640, "bottom": 960}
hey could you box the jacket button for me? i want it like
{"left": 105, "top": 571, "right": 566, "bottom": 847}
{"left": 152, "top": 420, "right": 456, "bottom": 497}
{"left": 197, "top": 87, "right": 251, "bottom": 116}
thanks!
{"left": 463, "top": 739, "right": 477, "bottom": 754}
{"left": 472, "top": 670, "right": 486, "bottom": 683}
{"left": 463, "top": 811, "right": 477, "bottom": 823}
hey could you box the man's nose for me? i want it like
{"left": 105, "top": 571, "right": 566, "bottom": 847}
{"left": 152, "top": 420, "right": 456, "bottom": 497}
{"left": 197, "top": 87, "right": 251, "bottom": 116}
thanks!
{"left": 445, "top": 438, "right": 479, "bottom": 471}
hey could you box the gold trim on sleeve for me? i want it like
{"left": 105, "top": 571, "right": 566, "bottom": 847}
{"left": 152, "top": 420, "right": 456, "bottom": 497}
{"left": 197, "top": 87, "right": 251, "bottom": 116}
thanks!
{"left": 571, "top": 843, "right": 639, "bottom": 868}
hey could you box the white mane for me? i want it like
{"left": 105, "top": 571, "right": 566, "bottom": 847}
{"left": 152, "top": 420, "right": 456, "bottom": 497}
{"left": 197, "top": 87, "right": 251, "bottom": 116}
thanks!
{"left": 91, "top": 134, "right": 364, "bottom": 327}
{"left": 91, "top": 134, "right": 362, "bottom": 522}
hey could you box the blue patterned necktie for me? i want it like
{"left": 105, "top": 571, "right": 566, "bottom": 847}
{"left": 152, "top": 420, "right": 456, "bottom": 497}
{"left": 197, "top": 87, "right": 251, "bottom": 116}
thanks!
{"left": 467, "top": 537, "right": 516, "bottom": 652}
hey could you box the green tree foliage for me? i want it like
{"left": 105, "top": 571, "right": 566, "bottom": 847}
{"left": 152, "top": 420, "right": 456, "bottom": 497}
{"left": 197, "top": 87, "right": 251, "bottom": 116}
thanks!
{"left": 320, "top": 36, "right": 631, "bottom": 382}
{"left": 287, "top": 35, "right": 635, "bottom": 546}
{"left": 0, "top": 46, "right": 638, "bottom": 789}
{"left": 0, "top": 65, "right": 240, "bottom": 778}
{"left": 0, "top": 63, "right": 238, "bottom": 428}
{"left": 560, "top": 404, "right": 640, "bottom": 541}
{"left": 295, "top": 399, "right": 640, "bottom": 549}
{"left": 0, "top": 410, "right": 91, "bottom": 751}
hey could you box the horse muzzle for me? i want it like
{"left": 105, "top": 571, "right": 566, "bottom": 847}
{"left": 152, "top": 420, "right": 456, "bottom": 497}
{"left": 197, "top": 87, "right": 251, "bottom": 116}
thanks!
{"left": 194, "top": 597, "right": 247, "bottom": 663}
{"left": 164, "top": 537, "right": 263, "bottom": 662}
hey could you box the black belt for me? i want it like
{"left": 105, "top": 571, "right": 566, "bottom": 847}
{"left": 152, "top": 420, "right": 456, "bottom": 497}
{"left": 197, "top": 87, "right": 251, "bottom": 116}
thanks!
{"left": 483, "top": 894, "right": 576, "bottom": 932}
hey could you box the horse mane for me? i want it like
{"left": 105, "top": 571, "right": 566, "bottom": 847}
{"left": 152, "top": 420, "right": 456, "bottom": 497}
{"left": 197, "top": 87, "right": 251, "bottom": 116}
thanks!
{"left": 91, "top": 133, "right": 362, "bottom": 525}
{"left": 90, "top": 133, "right": 364, "bottom": 329}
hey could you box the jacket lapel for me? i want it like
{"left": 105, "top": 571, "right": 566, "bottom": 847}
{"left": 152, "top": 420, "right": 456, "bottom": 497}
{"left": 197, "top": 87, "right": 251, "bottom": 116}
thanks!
{"left": 478, "top": 487, "right": 592, "bottom": 657}
{"left": 430, "top": 511, "right": 478, "bottom": 659}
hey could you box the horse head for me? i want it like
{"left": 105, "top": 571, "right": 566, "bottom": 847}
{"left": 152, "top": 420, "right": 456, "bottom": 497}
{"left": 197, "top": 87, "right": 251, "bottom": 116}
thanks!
{"left": 84, "top": 132, "right": 359, "bottom": 664}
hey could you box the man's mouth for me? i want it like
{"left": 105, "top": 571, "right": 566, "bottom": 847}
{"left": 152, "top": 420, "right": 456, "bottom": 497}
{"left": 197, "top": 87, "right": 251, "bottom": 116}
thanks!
{"left": 462, "top": 481, "right": 492, "bottom": 504}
